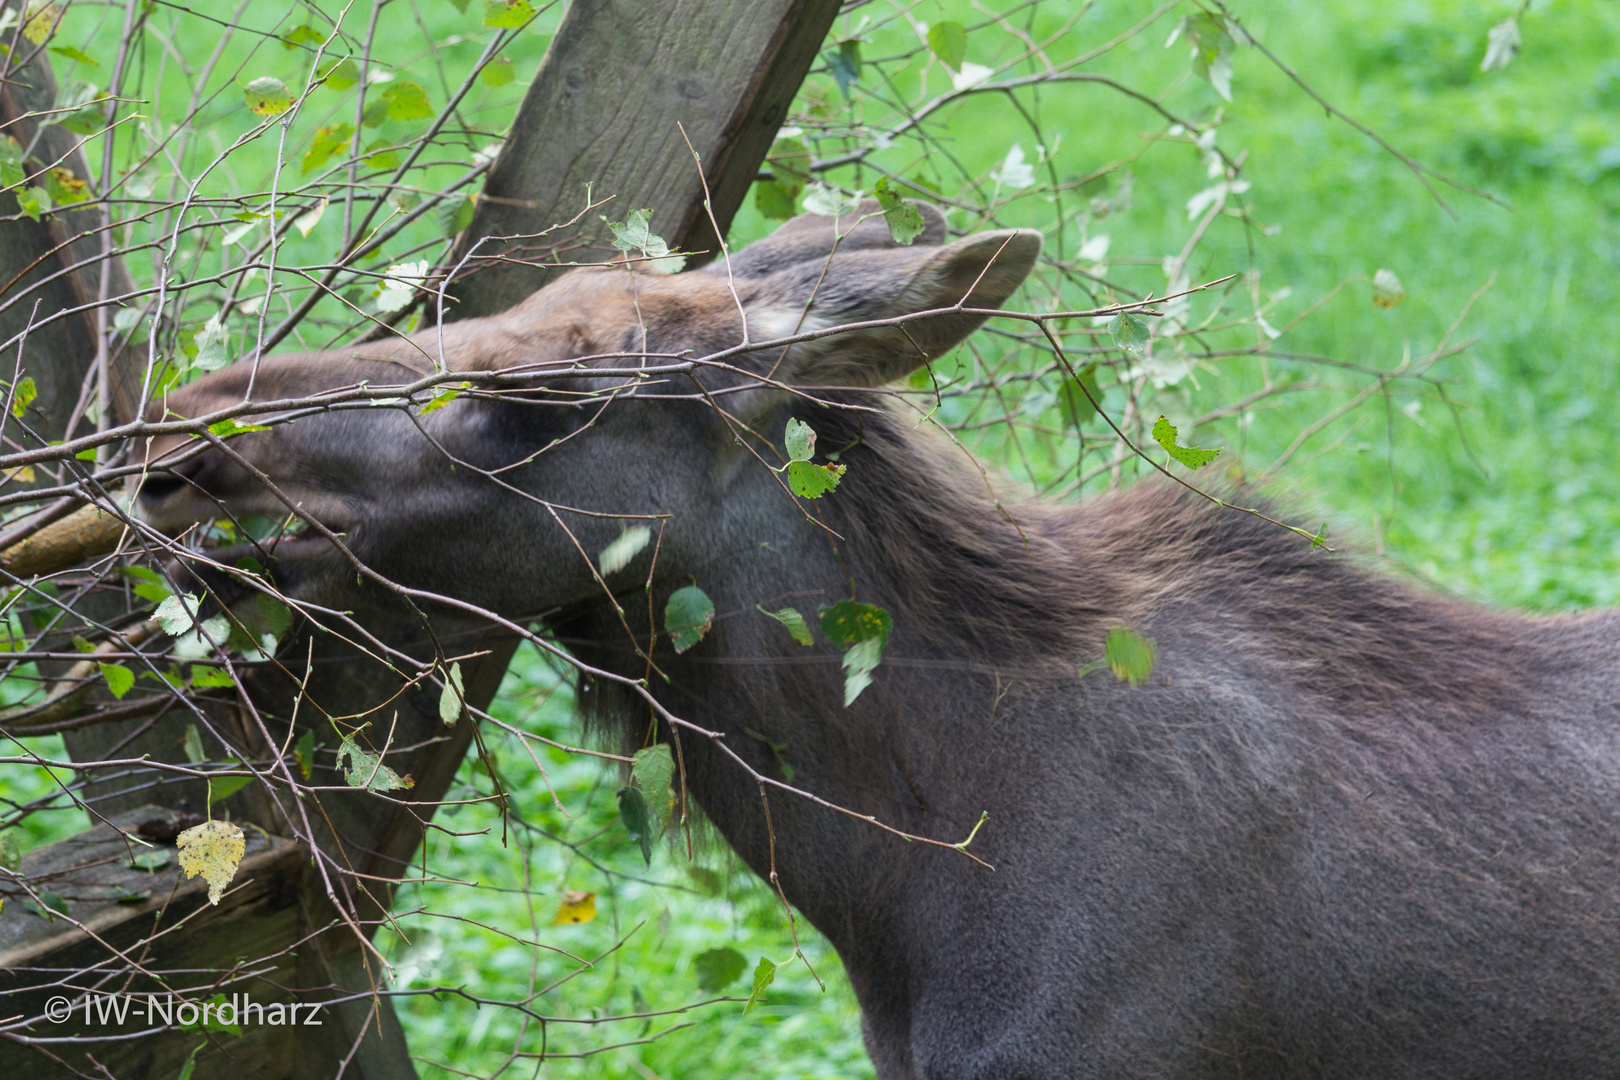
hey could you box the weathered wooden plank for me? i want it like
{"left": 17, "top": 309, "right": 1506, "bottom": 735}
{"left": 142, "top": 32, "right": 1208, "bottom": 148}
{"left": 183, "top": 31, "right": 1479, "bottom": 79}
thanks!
{"left": 447, "top": 0, "right": 842, "bottom": 317}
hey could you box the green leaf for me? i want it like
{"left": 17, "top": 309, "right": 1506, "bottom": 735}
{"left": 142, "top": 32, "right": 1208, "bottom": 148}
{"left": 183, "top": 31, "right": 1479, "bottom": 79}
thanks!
{"left": 133, "top": 581, "right": 171, "bottom": 604}
{"left": 208, "top": 771, "right": 250, "bottom": 804}
{"left": 784, "top": 417, "right": 816, "bottom": 461}
{"left": 758, "top": 606, "right": 813, "bottom": 647}
{"left": 363, "top": 138, "right": 399, "bottom": 168}
{"left": 1105, "top": 627, "right": 1156, "bottom": 687}
{"left": 361, "top": 98, "right": 390, "bottom": 128}
{"left": 256, "top": 594, "right": 292, "bottom": 638}
{"left": 281, "top": 24, "right": 325, "bottom": 49}
{"left": 49, "top": 44, "right": 97, "bottom": 66}
{"left": 382, "top": 80, "right": 433, "bottom": 121}
{"left": 1107, "top": 312, "right": 1151, "bottom": 356}
{"left": 99, "top": 662, "right": 134, "bottom": 699}
{"left": 190, "top": 664, "right": 235, "bottom": 688}
{"left": 873, "top": 176, "right": 925, "bottom": 246}
{"left": 15, "top": 185, "right": 50, "bottom": 221}
{"left": 743, "top": 956, "right": 778, "bottom": 1015}
{"left": 599, "top": 524, "right": 651, "bottom": 576}
{"left": 302, "top": 122, "right": 354, "bottom": 174}
{"left": 243, "top": 76, "right": 295, "bottom": 117}
{"left": 1059, "top": 364, "right": 1100, "bottom": 429}
{"left": 176, "top": 1043, "right": 202, "bottom": 1080}
{"left": 479, "top": 55, "right": 515, "bottom": 87}
{"left": 693, "top": 947, "right": 747, "bottom": 992}
{"left": 826, "top": 39, "right": 861, "bottom": 99}
{"left": 337, "top": 734, "right": 413, "bottom": 791}
{"left": 438, "top": 661, "right": 464, "bottom": 727}
{"left": 130, "top": 848, "right": 170, "bottom": 871}
{"left": 754, "top": 179, "right": 799, "bottom": 220}
{"left": 71, "top": 634, "right": 95, "bottom": 654}
{"left": 42, "top": 167, "right": 86, "bottom": 205}
{"left": 617, "top": 785, "right": 653, "bottom": 866}
{"left": 193, "top": 314, "right": 230, "bottom": 372}
{"left": 841, "top": 636, "right": 883, "bottom": 705}
{"left": 10, "top": 376, "right": 35, "bottom": 417}
{"left": 436, "top": 193, "right": 475, "bottom": 236}
{"left": 1183, "top": 13, "right": 1236, "bottom": 101}
{"left": 182, "top": 722, "right": 206, "bottom": 764}
{"left": 664, "top": 585, "right": 715, "bottom": 653}
{"left": 207, "top": 419, "right": 270, "bottom": 438}
{"left": 32, "top": 889, "right": 69, "bottom": 919}
{"left": 483, "top": 0, "right": 536, "bottom": 28}
{"left": 926, "top": 20, "right": 968, "bottom": 68}
{"left": 632, "top": 744, "right": 676, "bottom": 831}
{"left": 318, "top": 57, "right": 360, "bottom": 91}
{"left": 419, "top": 381, "right": 467, "bottom": 415}
{"left": 786, "top": 460, "right": 846, "bottom": 498}
{"left": 818, "top": 600, "right": 891, "bottom": 648}
{"left": 1150, "top": 416, "right": 1222, "bottom": 469}
{"left": 1371, "top": 268, "right": 1406, "bottom": 309}
{"left": 294, "top": 730, "right": 315, "bottom": 779}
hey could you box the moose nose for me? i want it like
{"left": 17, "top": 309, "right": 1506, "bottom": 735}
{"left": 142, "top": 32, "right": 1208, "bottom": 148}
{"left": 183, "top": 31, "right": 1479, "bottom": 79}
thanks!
{"left": 137, "top": 472, "right": 189, "bottom": 504}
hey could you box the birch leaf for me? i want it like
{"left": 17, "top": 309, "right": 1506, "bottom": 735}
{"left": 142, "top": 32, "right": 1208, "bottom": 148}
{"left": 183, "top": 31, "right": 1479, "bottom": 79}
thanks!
{"left": 551, "top": 889, "right": 596, "bottom": 925}
{"left": 176, "top": 819, "right": 245, "bottom": 905}
{"left": 337, "top": 734, "right": 413, "bottom": 791}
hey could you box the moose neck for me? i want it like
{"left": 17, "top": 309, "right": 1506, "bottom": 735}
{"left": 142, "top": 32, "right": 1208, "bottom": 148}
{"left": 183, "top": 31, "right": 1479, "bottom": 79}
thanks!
{"left": 559, "top": 397, "right": 1120, "bottom": 937}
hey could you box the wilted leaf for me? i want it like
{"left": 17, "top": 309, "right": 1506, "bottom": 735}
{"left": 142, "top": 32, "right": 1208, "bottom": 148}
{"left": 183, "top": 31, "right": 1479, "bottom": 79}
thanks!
{"left": 618, "top": 785, "right": 654, "bottom": 865}
{"left": 1108, "top": 312, "right": 1151, "bottom": 356}
{"left": 20, "top": 1, "right": 62, "bottom": 44}
{"left": 841, "top": 636, "right": 883, "bottom": 706}
{"left": 293, "top": 197, "right": 327, "bottom": 235}
{"left": 607, "top": 208, "right": 670, "bottom": 258}
{"left": 193, "top": 315, "right": 230, "bottom": 372}
{"left": 1371, "top": 268, "right": 1406, "bottom": 309}
{"left": 759, "top": 606, "right": 813, "bottom": 646}
{"left": 99, "top": 662, "right": 134, "bottom": 700}
{"left": 176, "top": 819, "right": 245, "bottom": 905}
{"left": 599, "top": 525, "right": 652, "bottom": 576}
{"left": 483, "top": 0, "right": 536, "bottom": 28}
{"left": 382, "top": 80, "right": 433, "bottom": 121}
{"left": 665, "top": 585, "right": 714, "bottom": 653}
{"left": 337, "top": 734, "right": 413, "bottom": 791}
{"left": 302, "top": 124, "right": 353, "bottom": 174}
{"left": 927, "top": 20, "right": 967, "bottom": 68}
{"left": 787, "top": 460, "right": 845, "bottom": 498}
{"left": 42, "top": 167, "right": 86, "bottom": 205}
{"left": 801, "top": 182, "right": 859, "bottom": 217}
{"left": 294, "top": 730, "right": 315, "bottom": 779}
{"left": 182, "top": 722, "right": 206, "bottom": 764}
{"left": 243, "top": 76, "right": 294, "bottom": 117}
{"left": 818, "top": 599, "right": 891, "bottom": 648}
{"left": 990, "top": 143, "right": 1036, "bottom": 190}
{"left": 551, "top": 889, "right": 596, "bottom": 925}
{"left": 10, "top": 376, "right": 35, "bottom": 418}
{"left": 1059, "top": 365, "right": 1100, "bottom": 429}
{"left": 480, "top": 56, "right": 515, "bottom": 87}
{"left": 375, "top": 260, "right": 428, "bottom": 312}
{"left": 873, "top": 175, "right": 926, "bottom": 246}
{"left": 1151, "top": 416, "right": 1222, "bottom": 469}
{"left": 743, "top": 956, "right": 778, "bottom": 1015}
{"left": 693, "top": 947, "right": 747, "bottom": 992}
{"left": 1105, "top": 627, "right": 1156, "bottom": 687}
{"left": 1481, "top": 17, "right": 1520, "bottom": 71}
{"left": 633, "top": 744, "right": 676, "bottom": 830}
{"left": 437, "top": 661, "right": 464, "bottom": 727}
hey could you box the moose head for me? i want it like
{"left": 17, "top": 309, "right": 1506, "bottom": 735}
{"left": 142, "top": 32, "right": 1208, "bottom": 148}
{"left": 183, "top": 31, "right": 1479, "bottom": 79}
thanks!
{"left": 137, "top": 203, "right": 1041, "bottom": 625}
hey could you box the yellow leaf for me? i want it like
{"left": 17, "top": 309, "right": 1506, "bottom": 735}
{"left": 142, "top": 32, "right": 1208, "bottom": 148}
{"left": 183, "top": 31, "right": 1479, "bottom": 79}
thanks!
{"left": 551, "top": 889, "right": 596, "bottom": 925}
{"left": 176, "top": 819, "right": 245, "bottom": 906}
{"left": 21, "top": 1, "right": 62, "bottom": 44}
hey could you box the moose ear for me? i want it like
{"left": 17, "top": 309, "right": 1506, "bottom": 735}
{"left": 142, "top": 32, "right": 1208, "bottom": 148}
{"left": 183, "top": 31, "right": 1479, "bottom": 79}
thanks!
{"left": 758, "top": 227, "right": 1042, "bottom": 390}
{"left": 714, "top": 199, "right": 950, "bottom": 278}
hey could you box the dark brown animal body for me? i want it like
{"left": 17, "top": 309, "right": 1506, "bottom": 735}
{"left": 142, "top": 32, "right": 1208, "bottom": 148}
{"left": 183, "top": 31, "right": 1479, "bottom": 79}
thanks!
{"left": 139, "top": 204, "right": 1620, "bottom": 1079}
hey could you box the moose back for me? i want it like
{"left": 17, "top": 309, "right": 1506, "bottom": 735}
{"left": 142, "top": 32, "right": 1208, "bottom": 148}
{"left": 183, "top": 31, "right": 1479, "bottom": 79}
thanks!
{"left": 139, "top": 204, "right": 1620, "bottom": 1079}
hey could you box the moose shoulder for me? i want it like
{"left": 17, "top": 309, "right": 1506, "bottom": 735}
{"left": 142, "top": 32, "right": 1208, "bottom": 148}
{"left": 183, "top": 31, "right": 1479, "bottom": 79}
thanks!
{"left": 139, "top": 203, "right": 1620, "bottom": 1079}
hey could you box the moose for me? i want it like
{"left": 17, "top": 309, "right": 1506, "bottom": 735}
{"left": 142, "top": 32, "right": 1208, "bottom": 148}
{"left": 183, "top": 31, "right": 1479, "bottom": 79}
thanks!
{"left": 137, "top": 202, "right": 1620, "bottom": 1078}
